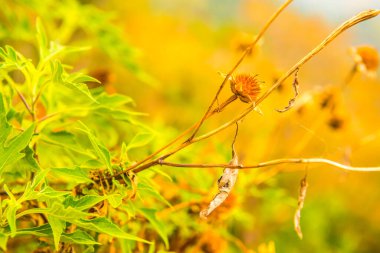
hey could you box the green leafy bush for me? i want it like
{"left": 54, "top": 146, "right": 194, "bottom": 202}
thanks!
{"left": 0, "top": 18, "right": 167, "bottom": 252}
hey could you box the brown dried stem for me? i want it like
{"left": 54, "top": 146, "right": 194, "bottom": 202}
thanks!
{"left": 155, "top": 157, "right": 380, "bottom": 172}
{"left": 192, "top": 9, "right": 380, "bottom": 143}
{"left": 123, "top": 0, "right": 293, "bottom": 174}
{"left": 187, "top": 0, "right": 294, "bottom": 141}
{"left": 121, "top": 94, "right": 237, "bottom": 175}
{"left": 123, "top": 9, "right": 380, "bottom": 176}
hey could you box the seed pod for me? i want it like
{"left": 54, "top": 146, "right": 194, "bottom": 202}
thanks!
{"left": 230, "top": 74, "right": 261, "bottom": 103}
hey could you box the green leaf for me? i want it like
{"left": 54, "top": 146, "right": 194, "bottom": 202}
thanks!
{"left": 41, "top": 131, "right": 96, "bottom": 159}
{"left": 107, "top": 194, "right": 123, "bottom": 208}
{"left": 13, "top": 224, "right": 52, "bottom": 237}
{"left": 0, "top": 123, "right": 35, "bottom": 176}
{"left": 3, "top": 185, "right": 21, "bottom": 237}
{"left": 75, "top": 217, "right": 150, "bottom": 243}
{"left": 63, "top": 195, "right": 106, "bottom": 211}
{"left": 0, "top": 232, "right": 8, "bottom": 251}
{"left": 67, "top": 73, "right": 100, "bottom": 84}
{"left": 37, "top": 186, "right": 70, "bottom": 201}
{"left": 65, "top": 81, "right": 98, "bottom": 103}
{"left": 126, "top": 131, "right": 155, "bottom": 152}
{"left": 95, "top": 93, "right": 134, "bottom": 107}
{"left": 120, "top": 142, "right": 129, "bottom": 163}
{"left": 21, "top": 169, "right": 50, "bottom": 201}
{"left": 44, "top": 43, "right": 91, "bottom": 64}
{"left": 138, "top": 179, "right": 171, "bottom": 207}
{"left": 77, "top": 122, "right": 112, "bottom": 172}
{"left": 51, "top": 60, "right": 63, "bottom": 84}
{"left": 36, "top": 18, "right": 48, "bottom": 60}
{"left": 51, "top": 167, "right": 94, "bottom": 184}
{"left": 30, "top": 169, "right": 49, "bottom": 192}
{"left": 22, "top": 146, "right": 40, "bottom": 171}
{"left": 138, "top": 208, "right": 169, "bottom": 249}
{"left": 148, "top": 242, "right": 156, "bottom": 253}
{"left": 0, "top": 93, "right": 11, "bottom": 146}
{"left": 150, "top": 168, "right": 173, "bottom": 182}
{"left": 50, "top": 61, "right": 97, "bottom": 103}
{"left": 47, "top": 215, "right": 65, "bottom": 250}
{"left": 5, "top": 46, "right": 17, "bottom": 63}
{"left": 17, "top": 202, "right": 89, "bottom": 223}
{"left": 10, "top": 225, "right": 98, "bottom": 246}
{"left": 83, "top": 246, "right": 95, "bottom": 253}
{"left": 61, "top": 230, "right": 100, "bottom": 245}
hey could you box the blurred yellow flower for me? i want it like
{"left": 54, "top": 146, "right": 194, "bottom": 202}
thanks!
{"left": 254, "top": 241, "right": 276, "bottom": 253}
{"left": 350, "top": 45, "right": 379, "bottom": 77}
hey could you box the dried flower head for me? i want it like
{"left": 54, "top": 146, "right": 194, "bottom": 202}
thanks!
{"left": 350, "top": 45, "right": 379, "bottom": 77}
{"left": 230, "top": 74, "right": 261, "bottom": 103}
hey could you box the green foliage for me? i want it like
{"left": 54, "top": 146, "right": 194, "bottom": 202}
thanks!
{"left": 0, "top": 17, "right": 162, "bottom": 252}
{"left": 0, "top": 0, "right": 155, "bottom": 84}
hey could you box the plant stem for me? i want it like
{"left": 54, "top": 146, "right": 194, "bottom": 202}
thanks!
{"left": 187, "top": 0, "right": 294, "bottom": 141}
{"left": 156, "top": 158, "right": 380, "bottom": 172}
{"left": 3, "top": 74, "right": 34, "bottom": 118}
{"left": 342, "top": 64, "right": 357, "bottom": 88}
{"left": 122, "top": 0, "right": 293, "bottom": 175}
{"left": 125, "top": 9, "right": 380, "bottom": 175}
{"left": 124, "top": 95, "right": 237, "bottom": 173}
{"left": 193, "top": 9, "right": 380, "bottom": 143}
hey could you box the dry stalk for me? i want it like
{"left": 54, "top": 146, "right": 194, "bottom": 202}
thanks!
{"left": 115, "top": 0, "right": 293, "bottom": 177}
{"left": 191, "top": 9, "right": 380, "bottom": 143}
{"left": 111, "top": 9, "right": 380, "bottom": 178}
{"left": 154, "top": 158, "right": 380, "bottom": 172}
{"left": 187, "top": 0, "right": 294, "bottom": 141}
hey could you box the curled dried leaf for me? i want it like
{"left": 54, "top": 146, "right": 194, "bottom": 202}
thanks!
{"left": 277, "top": 68, "right": 299, "bottom": 113}
{"left": 294, "top": 175, "right": 308, "bottom": 239}
{"left": 200, "top": 148, "right": 239, "bottom": 219}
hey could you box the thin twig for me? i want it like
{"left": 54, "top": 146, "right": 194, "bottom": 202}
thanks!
{"left": 15, "top": 88, "right": 34, "bottom": 118}
{"left": 156, "top": 158, "right": 380, "bottom": 172}
{"left": 187, "top": 0, "right": 294, "bottom": 141}
{"left": 342, "top": 64, "right": 358, "bottom": 89}
{"left": 3, "top": 74, "right": 34, "bottom": 117}
{"left": 121, "top": 95, "right": 238, "bottom": 174}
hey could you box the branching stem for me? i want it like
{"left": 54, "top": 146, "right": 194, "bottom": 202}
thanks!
{"left": 121, "top": 0, "right": 293, "bottom": 175}
{"left": 192, "top": 9, "right": 380, "bottom": 143}
{"left": 156, "top": 158, "right": 380, "bottom": 172}
{"left": 119, "top": 9, "right": 380, "bottom": 177}
{"left": 187, "top": 0, "right": 294, "bottom": 141}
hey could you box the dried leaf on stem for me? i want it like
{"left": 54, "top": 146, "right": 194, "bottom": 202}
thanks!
{"left": 276, "top": 68, "right": 299, "bottom": 113}
{"left": 294, "top": 174, "right": 308, "bottom": 239}
{"left": 200, "top": 124, "right": 240, "bottom": 219}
